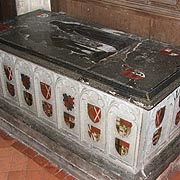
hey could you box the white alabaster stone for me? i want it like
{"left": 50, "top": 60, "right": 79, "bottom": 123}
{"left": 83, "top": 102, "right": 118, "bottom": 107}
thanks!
{"left": 56, "top": 77, "right": 80, "bottom": 137}
{"left": 169, "top": 87, "right": 180, "bottom": 139}
{"left": 15, "top": 59, "right": 37, "bottom": 114}
{"left": 34, "top": 67, "right": 57, "bottom": 125}
{"left": 0, "top": 51, "right": 19, "bottom": 104}
{"left": 80, "top": 87, "right": 107, "bottom": 151}
{"left": 144, "top": 94, "right": 175, "bottom": 161}
{"left": 107, "top": 99, "right": 141, "bottom": 167}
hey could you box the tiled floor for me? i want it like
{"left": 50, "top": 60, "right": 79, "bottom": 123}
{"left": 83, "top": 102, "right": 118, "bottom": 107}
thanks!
{"left": 0, "top": 128, "right": 179, "bottom": 180}
{"left": 0, "top": 129, "right": 77, "bottom": 180}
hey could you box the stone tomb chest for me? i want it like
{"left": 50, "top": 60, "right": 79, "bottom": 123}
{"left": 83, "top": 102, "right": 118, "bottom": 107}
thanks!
{"left": 0, "top": 10, "right": 179, "bottom": 180}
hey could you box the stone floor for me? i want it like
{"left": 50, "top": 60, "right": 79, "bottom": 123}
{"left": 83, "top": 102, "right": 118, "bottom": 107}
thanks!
{"left": 0, "top": 128, "right": 179, "bottom": 180}
{"left": 0, "top": 129, "right": 77, "bottom": 180}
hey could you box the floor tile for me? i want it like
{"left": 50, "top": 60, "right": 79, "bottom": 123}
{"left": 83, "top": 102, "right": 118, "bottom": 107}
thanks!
{"left": 44, "top": 162, "right": 59, "bottom": 174}
{"left": 7, "top": 171, "right": 26, "bottom": 180}
{"left": 55, "top": 170, "right": 68, "bottom": 179}
{"left": 0, "top": 172, "right": 8, "bottom": 180}
{"left": 22, "top": 147, "right": 38, "bottom": 159}
{"left": 0, "top": 159, "right": 11, "bottom": 172}
{"left": 11, "top": 141, "right": 28, "bottom": 152}
{"left": 168, "top": 171, "right": 180, "bottom": 180}
{"left": 10, "top": 157, "right": 28, "bottom": 172}
{"left": 0, "top": 147, "right": 13, "bottom": 160}
{"left": 27, "top": 159, "right": 43, "bottom": 171}
{"left": 43, "top": 171, "right": 59, "bottom": 180}
{"left": 33, "top": 155, "right": 49, "bottom": 167}
{"left": 26, "top": 169, "right": 43, "bottom": 180}
{"left": 0, "top": 138, "right": 11, "bottom": 148}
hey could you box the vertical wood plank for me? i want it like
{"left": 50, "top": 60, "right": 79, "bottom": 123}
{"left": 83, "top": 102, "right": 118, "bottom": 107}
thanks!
{"left": 0, "top": 0, "right": 17, "bottom": 22}
{"left": 51, "top": 0, "right": 60, "bottom": 12}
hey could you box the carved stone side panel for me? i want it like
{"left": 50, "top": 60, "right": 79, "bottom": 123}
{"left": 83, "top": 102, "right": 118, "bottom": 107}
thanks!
{"left": 80, "top": 87, "right": 106, "bottom": 151}
{"left": 107, "top": 100, "right": 140, "bottom": 166}
{"left": 0, "top": 51, "right": 18, "bottom": 103}
{"left": 15, "top": 59, "right": 37, "bottom": 114}
{"left": 56, "top": 77, "right": 80, "bottom": 137}
{"left": 144, "top": 94, "right": 174, "bottom": 160}
{"left": 169, "top": 87, "right": 180, "bottom": 138}
{"left": 34, "top": 67, "right": 57, "bottom": 125}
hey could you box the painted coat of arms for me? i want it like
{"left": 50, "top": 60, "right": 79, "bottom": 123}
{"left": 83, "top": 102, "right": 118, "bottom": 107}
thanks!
{"left": 88, "top": 103, "right": 101, "bottom": 123}
{"left": 175, "top": 111, "right": 180, "bottom": 126}
{"left": 21, "top": 74, "right": 30, "bottom": 90}
{"left": 115, "top": 138, "right": 130, "bottom": 156}
{"left": 160, "top": 48, "right": 179, "bottom": 56}
{"left": 4, "top": 66, "right": 13, "bottom": 81}
{"left": 63, "top": 93, "right": 74, "bottom": 111}
{"left": 23, "top": 91, "right": 33, "bottom": 106}
{"left": 40, "top": 82, "right": 51, "bottom": 100}
{"left": 116, "top": 118, "right": 132, "bottom": 137}
{"left": 64, "top": 112, "right": 75, "bottom": 129}
{"left": 42, "top": 101, "right": 53, "bottom": 117}
{"left": 152, "top": 127, "right": 162, "bottom": 146}
{"left": 88, "top": 124, "right": 101, "bottom": 142}
{"left": 6, "top": 82, "right": 15, "bottom": 96}
{"left": 155, "top": 106, "right": 166, "bottom": 128}
{"left": 121, "top": 67, "right": 145, "bottom": 80}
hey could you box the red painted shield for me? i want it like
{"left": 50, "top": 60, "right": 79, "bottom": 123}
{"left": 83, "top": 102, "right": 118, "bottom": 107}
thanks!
{"left": 64, "top": 112, "right": 75, "bottom": 129}
{"left": 116, "top": 118, "right": 132, "bottom": 137}
{"left": 155, "top": 106, "right": 166, "bottom": 128}
{"left": 6, "top": 82, "right": 15, "bottom": 96}
{"left": 0, "top": 24, "right": 10, "bottom": 31}
{"left": 115, "top": 138, "right": 130, "bottom": 156}
{"left": 121, "top": 67, "right": 145, "bottom": 80}
{"left": 88, "top": 103, "right": 101, "bottom": 123}
{"left": 160, "top": 48, "right": 179, "bottom": 56}
{"left": 42, "top": 101, "right": 53, "bottom": 117}
{"left": 63, "top": 93, "right": 74, "bottom": 111}
{"left": 4, "top": 66, "right": 13, "bottom": 81}
{"left": 152, "top": 127, "right": 162, "bottom": 146}
{"left": 23, "top": 91, "right": 33, "bottom": 106}
{"left": 21, "top": 74, "right": 30, "bottom": 90}
{"left": 175, "top": 111, "right": 180, "bottom": 126}
{"left": 40, "top": 82, "right": 51, "bottom": 100}
{"left": 88, "top": 124, "right": 101, "bottom": 142}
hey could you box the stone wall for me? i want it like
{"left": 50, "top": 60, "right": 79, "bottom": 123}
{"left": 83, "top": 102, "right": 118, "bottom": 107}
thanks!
{"left": 16, "top": 0, "right": 51, "bottom": 15}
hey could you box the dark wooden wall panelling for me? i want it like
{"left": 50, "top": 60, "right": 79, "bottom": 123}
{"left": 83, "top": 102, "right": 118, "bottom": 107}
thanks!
{"left": 50, "top": 0, "right": 180, "bottom": 46}
{"left": 0, "top": 0, "right": 17, "bottom": 22}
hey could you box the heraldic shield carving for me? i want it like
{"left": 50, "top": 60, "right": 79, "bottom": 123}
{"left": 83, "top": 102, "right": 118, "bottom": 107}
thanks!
{"left": 21, "top": 74, "right": 31, "bottom": 90}
{"left": 4, "top": 66, "right": 13, "bottom": 81}
{"left": 115, "top": 138, "right": 130, "bottom": 156}
{"left": 64, "top": 112, "right": 75, "bottom": 129}
{"left": 23, "top": 91, "right": 33, "bottom": 106}
{"left": 155, "top": 106, "right": 166, "bottom": 128}
{"left": 88, "top": 103, "right": 101, "bottom": 123}
{"left": 40, "top": 82, "right": 51, "bottom": 100}
{"left": 152, "top": 127, "right": 162, "bottom": 146}
{"left": 42, "top": 101, "right": 53, "bottom": 117}
{"left": 63, "top": 93, "right": 74, "bottom": 111}
{"left": 88, "top": 124, "right": 101, "bottom": 142}
{"left": 116, "top": 118, "right": 132, "bottom": 137}
{"left": 6, "top": 82, "right": 15, "bottom": 96}
{"left": 175, "top": 111, "right": 180, "bottom": 126}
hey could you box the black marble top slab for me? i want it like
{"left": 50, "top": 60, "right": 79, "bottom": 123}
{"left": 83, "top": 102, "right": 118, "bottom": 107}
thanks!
{"left": 0, "top": 10, "right": 180, "bottom": 109}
